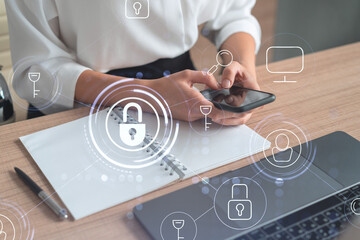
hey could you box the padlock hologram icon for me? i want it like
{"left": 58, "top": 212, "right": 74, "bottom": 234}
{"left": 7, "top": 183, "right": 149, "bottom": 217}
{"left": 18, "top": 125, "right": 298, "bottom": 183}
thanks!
{"left": 120, "top": 102, "right": 146, "bottom": 146}
{"left": 228, "top": 184, "right": 253, "bottom": 220}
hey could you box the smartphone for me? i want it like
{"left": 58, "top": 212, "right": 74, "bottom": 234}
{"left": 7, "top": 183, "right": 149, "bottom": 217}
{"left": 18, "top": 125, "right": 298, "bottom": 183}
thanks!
{"left": 201, "top": 86, "right": 275, "bottom": 113}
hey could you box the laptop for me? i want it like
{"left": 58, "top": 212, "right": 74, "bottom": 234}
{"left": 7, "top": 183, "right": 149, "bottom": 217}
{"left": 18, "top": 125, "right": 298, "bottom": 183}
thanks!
{"left": 133, "top": 131, "right": 360, "bottom": 239}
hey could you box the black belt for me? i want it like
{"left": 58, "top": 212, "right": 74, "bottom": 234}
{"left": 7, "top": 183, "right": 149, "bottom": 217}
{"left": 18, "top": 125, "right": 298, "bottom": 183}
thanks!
{"left": 106, "top": 51, "right": 195, "bottom": 79}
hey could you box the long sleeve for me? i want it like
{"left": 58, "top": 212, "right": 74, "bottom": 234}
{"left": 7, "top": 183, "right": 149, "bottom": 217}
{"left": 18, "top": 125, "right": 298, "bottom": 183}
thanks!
{"left": 5, "top": 0, "right": 89, "bottom": 114}
{"left": 201, "top": 0, "right": 261, "bottom": 53}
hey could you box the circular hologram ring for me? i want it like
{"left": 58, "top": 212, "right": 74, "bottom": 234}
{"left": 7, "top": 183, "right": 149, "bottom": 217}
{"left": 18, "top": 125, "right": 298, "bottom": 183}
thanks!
{"left": 8, "top": 56, "right": 63, "bottom": 112}
{"left": 351, "top": 198, "right": 360, "bottom": 216}
{"left": 0, "top": 199, "right": 35, "bottom": 240}
{"left": 249, "top": 113, "right": 314, "bottom": 181}
{"left": 342, "top": 190, "right": 360, "bottom": 231}
{"left": 187, "top": 99, "right": 226, "bottom": 137}
{"left": 88, "top": 79, "right": 178, "bottom": 169}
{"left": 263, "top": 128, "right": 302, "bottom": 169}
{"left": 257, "top": 32, "right": 316, "bottom": 92}
{"left": 214, "top": 177, "right": 267, "bottom": 231}
{"left": 160, "top": 211, "right": 197, "bottom": 240}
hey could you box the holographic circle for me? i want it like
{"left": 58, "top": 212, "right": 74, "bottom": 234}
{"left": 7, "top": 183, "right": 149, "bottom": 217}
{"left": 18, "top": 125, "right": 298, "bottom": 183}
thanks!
{"left": 0, "top": 199, "right": 34, "bottom": 240}
{"left": 351, "top": 198, "right": 360, "bottom": 215}
{"left": 342, "top": 189, "right": 360, "bottom": 230}
{"left": 257, "top": 33, "right": 316, "bottom": 92}
{"left": 8, "top": 57, "right": 63, "bottom": 112}
{"left": 160, "top": 211, "right": 197, "bottom": 240}
{"left": 187, "top": 98, "right": 226, "bottom": 137}
{"left": 249, "top": 113, "right": 314, "bottom": 181}
{"left": 263, "top": 129, "right": 302, "bottom": 168}
{"left": 213, "top": 177, "right": 267, "bottom": 231}
{"left": 87, "top": 79, "right": 179, "bottom": 169}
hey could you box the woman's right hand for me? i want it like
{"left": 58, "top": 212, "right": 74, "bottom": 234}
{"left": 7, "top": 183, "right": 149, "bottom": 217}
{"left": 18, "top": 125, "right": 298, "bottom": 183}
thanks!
{"left": 149, "top": 70, "right": 252, "bottom": 125}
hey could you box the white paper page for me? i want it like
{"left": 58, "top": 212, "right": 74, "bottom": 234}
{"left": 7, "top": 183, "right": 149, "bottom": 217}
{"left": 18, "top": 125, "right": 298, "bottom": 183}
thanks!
{"left": 173, "top": 120, "right": 270, "bottom": 178}
{"left": 20, "top": 114, "right": 178, "bottom": 220}
{"left": 139, "top": 111, "right": 270, "bottom": 178}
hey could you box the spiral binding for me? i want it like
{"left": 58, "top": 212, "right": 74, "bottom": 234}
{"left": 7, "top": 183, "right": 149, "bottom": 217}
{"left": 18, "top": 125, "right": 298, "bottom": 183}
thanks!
{"left": 108, "top": 107, "right": 187, "bottom": 179}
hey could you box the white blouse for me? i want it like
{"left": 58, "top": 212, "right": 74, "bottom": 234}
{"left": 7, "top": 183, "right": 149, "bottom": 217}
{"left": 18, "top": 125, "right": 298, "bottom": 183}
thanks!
{"left": 5, "top": 0, "right": 261, "bottom": 114}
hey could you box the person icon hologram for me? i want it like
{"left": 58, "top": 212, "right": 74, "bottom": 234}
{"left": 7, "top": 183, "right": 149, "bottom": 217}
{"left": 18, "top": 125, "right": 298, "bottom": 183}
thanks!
{"left": 272, "top": 133, "right": 293, "bottom": 162}
{"left": 0, "top": 219, "right": 7, "bottom": 240}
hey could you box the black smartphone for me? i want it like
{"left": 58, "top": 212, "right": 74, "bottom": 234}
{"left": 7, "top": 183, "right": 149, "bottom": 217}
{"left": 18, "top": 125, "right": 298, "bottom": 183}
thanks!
{"left": 201, "top": 86, "right": 275, "bottom": 113}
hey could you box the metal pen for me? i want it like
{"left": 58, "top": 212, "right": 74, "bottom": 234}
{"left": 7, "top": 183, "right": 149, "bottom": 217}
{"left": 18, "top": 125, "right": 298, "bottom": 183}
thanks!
{"left": 14, "top": 167, "right": 68, "bottom": 220}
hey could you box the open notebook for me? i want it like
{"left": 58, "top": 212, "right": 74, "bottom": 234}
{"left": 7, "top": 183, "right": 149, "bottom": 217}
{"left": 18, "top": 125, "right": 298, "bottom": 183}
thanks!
{"left": 20, "top": 107, "right": 270, "bottom": 220}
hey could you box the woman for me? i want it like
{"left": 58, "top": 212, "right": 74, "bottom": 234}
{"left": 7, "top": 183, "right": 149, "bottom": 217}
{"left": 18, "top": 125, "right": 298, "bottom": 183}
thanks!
{"left": 6, "top": 0, "right": 261, "bottom": 125}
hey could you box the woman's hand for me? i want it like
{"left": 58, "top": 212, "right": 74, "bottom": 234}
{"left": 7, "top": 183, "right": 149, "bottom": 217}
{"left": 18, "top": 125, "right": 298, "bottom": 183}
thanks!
{"left": 150, "top": 69, "right": 257, "bottom": 125}
{"left": 212, "top": 61, "right": 260, "bottom": 125}
{"left": 150, "top": 70, "right": 219, "bottom": 122}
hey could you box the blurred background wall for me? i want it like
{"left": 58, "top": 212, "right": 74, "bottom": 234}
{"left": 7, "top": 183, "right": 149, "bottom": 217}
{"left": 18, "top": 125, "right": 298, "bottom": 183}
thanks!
{"left": 273, "top": 0, "right": 360, "bottom": 61}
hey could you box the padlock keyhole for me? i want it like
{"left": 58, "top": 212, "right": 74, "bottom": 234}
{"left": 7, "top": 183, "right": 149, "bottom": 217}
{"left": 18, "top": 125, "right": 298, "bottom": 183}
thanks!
{"left": 236, "top": 203, "right": 244, "bottom": 216}
{"left": 129, "top": 128, "right": 137, "bottom": 140}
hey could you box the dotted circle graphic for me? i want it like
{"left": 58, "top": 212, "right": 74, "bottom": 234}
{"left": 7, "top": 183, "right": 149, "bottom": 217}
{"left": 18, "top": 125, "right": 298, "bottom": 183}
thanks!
{"left": 213, "top": 177, "right": 267, "bottom": 231}
{"left": 249, "top": 113, "right": 314, "bottom": 181}
{"left": 87, "top": 79, "right": 179, "bottom": 169}
{"left": 0, "top": 199, "right": 34, "bottom": 240}
{"left": 160, "top": 211, "right": 197, "bottom": 240}
{"left": 8, "top": 57, "right": 63, "bottom": 112}
{"left": 343, "top": 190, "right": 360, "bottom": 230}
{"left": 257, "top": 32, "right": 316, "bottom": 93}
{"left": 263, "top": 129, "right": 302, "bottom": 168}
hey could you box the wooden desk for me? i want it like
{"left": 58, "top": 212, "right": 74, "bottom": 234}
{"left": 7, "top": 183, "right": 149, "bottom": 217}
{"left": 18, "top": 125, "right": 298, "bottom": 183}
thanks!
{"left": 0, "top": 43, "right": 359, "bottom": 239}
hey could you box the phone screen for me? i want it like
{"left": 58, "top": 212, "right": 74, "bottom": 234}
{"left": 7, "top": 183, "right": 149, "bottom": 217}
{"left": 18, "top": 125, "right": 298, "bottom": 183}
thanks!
{"left": 201, "top": 86, "right": 275, "bottom": 112}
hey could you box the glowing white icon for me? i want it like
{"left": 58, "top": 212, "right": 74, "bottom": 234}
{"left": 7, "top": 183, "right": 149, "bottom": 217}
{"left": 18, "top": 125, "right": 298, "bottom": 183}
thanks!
{"left": 207, "top": 50, "right": 233, "bottom": 75}
{"left": 133, "top": 2, "right": 142, "bottom": 15}
{"left": 172, "top": 219, "right": 185, "bottom": 240}
{"left": 119, "top": 102, "right": 146, "bottom": 146}
{"left": 125, "top": 0, "right": 150, "bottom": 19}
{"left": 0, "top": 219, "right": 7, "bottom": 240}
{"left": 28, "top": 72, "right": 40, "bottom": 98}
{"left": 351, "top": 198, "right": 360, "bottom": 215}
{"left": 236, "top": 203, "right": 245, "bottom": 216}
{"left": 266, "top": 46, "right": 304, "bottom": 83}
{"left": 272, "top": 133, "right": 293, "bottom": 162}
{"left": 200, "top": 105, "right": 212, "bottom": 131}
{"left": 228, "top": 184, "right": 253, "bottom": 221}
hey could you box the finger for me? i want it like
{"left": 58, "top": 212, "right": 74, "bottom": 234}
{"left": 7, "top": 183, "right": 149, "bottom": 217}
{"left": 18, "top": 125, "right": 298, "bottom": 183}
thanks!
{"left": 221, "top": 62, "right": 241, "bottom": 89}
{"left": 224, "top": 94, "right": 243, "bottom": 106}
{"left": 209, "top": 108, "right": 246, "bottom": 121}
{"left": 235, "top": 68, "right": 260, "bottom": 91}
{"left": 213, "top": 118, "right": 245, "bottom": 126}
{"left": 188, "top": 89, "right": 224, "bottom": 121}
{"left": 209, "top": 103, "right": 261, "bottom": 120}
{"left": 225, "top": 94, "right": 246, "bottom": 106}
{"left": 185, "top": 70, "right": 220, "bottom": 90}
{"left": 214, "top": 111, "right": 252, "bottom": 122}
{"left": 213, "top": 114, "right": 252, "bottom": 126}
{"left": 224, "top": 95, "right": 235, "bottom": 105}
{"left": 221, "top": 62, "right": 260, "bottom": 91}
{"left": 213, "top": 94, "right": 225, "bottom": 103}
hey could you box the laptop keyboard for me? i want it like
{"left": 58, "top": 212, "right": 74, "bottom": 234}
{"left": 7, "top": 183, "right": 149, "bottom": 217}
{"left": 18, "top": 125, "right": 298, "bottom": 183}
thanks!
{"left": 234, "top": 183, "right": 360, "bottom": 240}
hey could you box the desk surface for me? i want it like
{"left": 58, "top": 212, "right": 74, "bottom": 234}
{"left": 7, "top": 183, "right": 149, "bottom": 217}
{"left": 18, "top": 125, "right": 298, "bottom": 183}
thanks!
{"left": 0, "top": 42, "right": 359, "bottom": 239}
